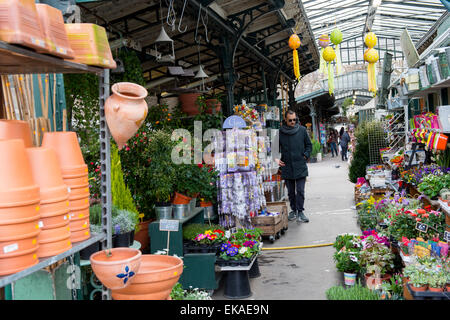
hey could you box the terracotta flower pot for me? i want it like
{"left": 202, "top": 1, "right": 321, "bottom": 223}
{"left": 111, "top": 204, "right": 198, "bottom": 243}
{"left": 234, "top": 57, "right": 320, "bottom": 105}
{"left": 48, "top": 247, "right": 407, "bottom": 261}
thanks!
{"left": 179, "top": 93, "right": 201, "bottom": 115}
{"left": 0, "top": 250, "right": 39, "bottom": 276}
{"left": 134, "top": 220, "right": 152, "bottom": 252}
{"left": 0, "top": 202, "right": 41, "bottom": 225}
{"left": 428, "top": 287, "right": 444, "bottom": 292}
{"left": 172, "top": 192, "right": 191, "bottom": 205}
{"left": 205, "top": 99, "right": 221, "bottom": 114}
{"left": 111, "top": 254, "right": 183, "bottom": 300}
{"left": 41, "top": 132, "right": 86, "bottom": 173}
{"left": 70, "top": 227, "right": 90, "bottom": 243}
{"left": 105, "top": 82, "right": 148, "bottom": 149}
{"left": 0, "top": 0, "right": 49, "bottom": 53}
{"left": 38, "top": 225, "right": 71, "bottom": 243}
{"left": 365, "top": 273, "right": 392, "bottom": 290}
{"left": 90, "top": 248, "right": 142, "bottom": 290}
{"left": 69, "top": 214, "right": 89, "bottom": 230}
{"left": 68, "top": 186, "right": 90, "bottom": 200}
{"left": 0, "top": 235, "right": 39, "bottom": 259}
{"left": 35, "top": 3, "right": 74, "bottom": 59}
{"left": 69, "top": 207, "right": 89, "bottom": 222}
{"left": 410, "top": 284, "right": 428, "bottom": 292}
{"left": 61, "top": 166, "right": 88, "bottom": 179}
{"left": 200, "top": 201, "right": 212, "bottom": 207}
{"left": 40, "top": 211, "right": 70, "bottom": 230}
{"left": 26, "top": 147, "right": 69, "bottom": 204}
{"left": 68, "top": 197, "right": 90, "bottom": 211}
{"left": 0, "top": 139, "right": 40, "bottom": 206}
{"left": 0, "top": 120, "right": 33, "bottom": 148}
{"left": 0, "top": 216, "right": 41, "bottom": 242}
{"left": 37, "top": 225, "right": 71, "bottom": 258}
{"left": 64, "top": 23, "right": 116, "bottom": 69}
{"left": 37, "top": 236, "right": 71, "bottom": 258}
{"left": 39, "top": 200, "right": 70, "bottom": 217}
{"left": 63, "top": 174, "right": 89, "bottom": 188}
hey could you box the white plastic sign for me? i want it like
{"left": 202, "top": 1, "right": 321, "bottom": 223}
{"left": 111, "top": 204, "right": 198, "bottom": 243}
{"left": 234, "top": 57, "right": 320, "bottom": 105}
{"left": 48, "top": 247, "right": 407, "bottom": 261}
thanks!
{"left": 159, "top": 219, "right": 179, "bottom": 232}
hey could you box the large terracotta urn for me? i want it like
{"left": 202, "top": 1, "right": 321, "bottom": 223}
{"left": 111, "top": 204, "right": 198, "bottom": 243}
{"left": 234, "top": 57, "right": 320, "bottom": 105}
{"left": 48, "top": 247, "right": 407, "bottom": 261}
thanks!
{"left": 105, "top": 82, "right": 148, "bottom": 149}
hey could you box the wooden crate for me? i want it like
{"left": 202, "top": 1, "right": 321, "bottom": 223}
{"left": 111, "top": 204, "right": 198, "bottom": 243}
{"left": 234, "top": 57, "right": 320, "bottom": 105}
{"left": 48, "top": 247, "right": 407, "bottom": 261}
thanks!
{"left": 265, "top": 201, "right": 288, "bottom": 231}
{"left": 251, "top": 210, "right": 283, "bottom": 237}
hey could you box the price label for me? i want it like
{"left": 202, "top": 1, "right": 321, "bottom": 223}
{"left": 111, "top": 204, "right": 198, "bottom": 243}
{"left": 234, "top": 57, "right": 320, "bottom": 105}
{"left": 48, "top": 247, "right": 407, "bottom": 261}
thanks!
{"left": 444, "top": 231, "right": 450, "bottom": 242}
{"left": 415, "top": 222, "right": 428, "bottom": 233}
{"left": 159, "top": 219, "right": 179, "bottom": 232}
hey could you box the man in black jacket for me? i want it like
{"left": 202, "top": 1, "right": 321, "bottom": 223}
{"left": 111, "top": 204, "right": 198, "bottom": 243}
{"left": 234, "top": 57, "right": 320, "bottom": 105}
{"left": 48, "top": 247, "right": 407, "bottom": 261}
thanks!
{"left": 339, "top": 127, "right": 351, "bottom": 161}
{"left": 276, "top": 110, "right": 312, "bottom": 223}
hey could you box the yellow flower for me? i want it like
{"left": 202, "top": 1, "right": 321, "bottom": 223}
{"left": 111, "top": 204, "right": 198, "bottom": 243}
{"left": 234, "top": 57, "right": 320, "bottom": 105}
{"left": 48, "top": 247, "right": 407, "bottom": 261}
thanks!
{"left": 205, "top": 230, "right": 212, "bottom": 235}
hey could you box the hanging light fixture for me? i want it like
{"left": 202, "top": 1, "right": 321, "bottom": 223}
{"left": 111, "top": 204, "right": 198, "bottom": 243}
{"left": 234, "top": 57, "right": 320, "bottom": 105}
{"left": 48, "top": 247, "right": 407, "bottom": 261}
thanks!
{"left": 154, "top": 25, "right": 175, "bottom": 63}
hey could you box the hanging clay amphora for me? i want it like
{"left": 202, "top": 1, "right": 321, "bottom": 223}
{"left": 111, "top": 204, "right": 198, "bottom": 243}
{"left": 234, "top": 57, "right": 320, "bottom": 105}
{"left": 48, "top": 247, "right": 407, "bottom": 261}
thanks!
{"left": 105, "top": 82, "right": 148, "bottom": 149}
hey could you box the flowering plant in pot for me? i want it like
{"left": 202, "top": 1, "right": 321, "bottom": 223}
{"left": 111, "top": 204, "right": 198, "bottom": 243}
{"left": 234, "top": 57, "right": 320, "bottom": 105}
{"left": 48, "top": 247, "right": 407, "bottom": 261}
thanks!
{"left": 198, "top": 164, "right": 219, "bottom": 206}
{"left": 360, "top": 235, "right": 395, "bottom": 289}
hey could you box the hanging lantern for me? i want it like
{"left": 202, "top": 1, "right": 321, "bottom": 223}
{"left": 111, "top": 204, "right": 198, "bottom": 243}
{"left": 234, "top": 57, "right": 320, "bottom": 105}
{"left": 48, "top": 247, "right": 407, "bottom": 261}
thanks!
{"left": 323, "top": 46, "right": 336, "bottom": 95}
{"left": 364, "top": 32, "right": 377, "bottom": 48}
{"left": 289, "top": 34, "right": 301, "bottom": 80}
{"left": 364, "top": 47, "right": 379, "bottom": 94}
{"left": 154, "top": 26, "right": 175, "bottom": 64}
{"left": 318, "top": 34, "right": 330, "bottom": 75}
{"left": 330, "top": 28, "right": 343, "bottom": 75}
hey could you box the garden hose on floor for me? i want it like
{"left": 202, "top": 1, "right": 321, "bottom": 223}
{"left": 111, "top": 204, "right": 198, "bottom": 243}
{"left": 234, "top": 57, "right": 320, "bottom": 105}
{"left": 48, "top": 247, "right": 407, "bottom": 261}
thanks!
{"left": 261, "top": 243, "right": 334, "bottom": 251}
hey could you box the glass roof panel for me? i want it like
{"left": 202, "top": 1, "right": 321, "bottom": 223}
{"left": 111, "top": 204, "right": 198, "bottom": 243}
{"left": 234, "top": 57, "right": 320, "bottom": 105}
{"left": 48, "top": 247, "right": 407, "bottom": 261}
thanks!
{"left": 301, "top": 0, "right": 447, "bottom": 45}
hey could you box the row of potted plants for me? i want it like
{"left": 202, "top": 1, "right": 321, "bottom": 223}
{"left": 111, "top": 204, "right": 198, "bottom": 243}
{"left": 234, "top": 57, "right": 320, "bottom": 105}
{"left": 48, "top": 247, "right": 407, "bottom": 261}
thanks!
{"left": 403, "top": 256, "right": 450, "bottom": 292}
{"left": 182, "top": 225, "right": 263, "bottom": 266}
{"left": 333, "top": 231, "right": 395, "bottom": 289}
{"left": 355, "top": 191, "right": 446, "bottom": 243}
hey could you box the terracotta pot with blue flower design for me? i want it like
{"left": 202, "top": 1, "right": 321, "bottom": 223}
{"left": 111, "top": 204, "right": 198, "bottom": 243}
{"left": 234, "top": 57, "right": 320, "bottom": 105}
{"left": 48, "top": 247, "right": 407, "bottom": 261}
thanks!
{"left": 90, "top": 247, "right": 142, "bottom": 290}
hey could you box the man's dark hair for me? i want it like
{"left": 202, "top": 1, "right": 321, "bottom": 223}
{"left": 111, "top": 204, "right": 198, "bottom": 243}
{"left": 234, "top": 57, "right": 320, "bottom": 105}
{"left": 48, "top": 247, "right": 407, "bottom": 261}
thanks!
{"left": 285, "top": 110, "right": 296, "bottom": 118}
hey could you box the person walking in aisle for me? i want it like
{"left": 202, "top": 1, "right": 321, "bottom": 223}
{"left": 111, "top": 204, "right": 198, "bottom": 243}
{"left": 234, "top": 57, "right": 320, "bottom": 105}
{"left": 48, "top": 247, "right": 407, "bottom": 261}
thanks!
{"left": 276, "top": 110, "right": 312, "bottom": 223}
{"left": 339, "top": 127, "right": 351, "bottom": 161}
{"left": 328, "top": 129, "right": 338, "bottom": 157}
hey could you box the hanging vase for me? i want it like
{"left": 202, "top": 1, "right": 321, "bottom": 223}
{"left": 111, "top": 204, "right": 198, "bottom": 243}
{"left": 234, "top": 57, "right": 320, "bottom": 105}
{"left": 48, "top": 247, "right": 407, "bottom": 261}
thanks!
{"left": 105, "top": 82, "right": 148, "bottom": 149}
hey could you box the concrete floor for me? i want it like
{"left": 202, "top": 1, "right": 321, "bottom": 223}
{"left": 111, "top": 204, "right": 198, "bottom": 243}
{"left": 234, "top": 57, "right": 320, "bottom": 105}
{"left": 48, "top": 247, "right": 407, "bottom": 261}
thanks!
{"left": 212, "top": 154, "right": 361, "bottom": 300}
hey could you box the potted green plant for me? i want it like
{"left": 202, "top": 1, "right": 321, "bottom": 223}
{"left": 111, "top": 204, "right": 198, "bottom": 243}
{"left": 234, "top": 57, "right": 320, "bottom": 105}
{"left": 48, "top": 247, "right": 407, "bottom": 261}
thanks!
{"left": 198, "top": 165, "right": 219, "bottom": 207}
{"left": 310, "top": 139, "right": 321, "bottom": 163}
{"left": 326, "top": 282, "right": 381, "bottom": 300}
{"left": 408, "top": 269, "right": 428, "bottom": 292}
{"left": 359, "top": 235, "right": 395, "bottom": 289}
{"left": 173, "top": 164, "right": 202, "bottom": 205}
{"left": 427, "top": 270, "right": 447, "bottom": 292}
{"left": 333, "top": 250, "right": 361, "bottom": 286}
{"left": 112, "top": 209, "right": 138, "bottom": 248}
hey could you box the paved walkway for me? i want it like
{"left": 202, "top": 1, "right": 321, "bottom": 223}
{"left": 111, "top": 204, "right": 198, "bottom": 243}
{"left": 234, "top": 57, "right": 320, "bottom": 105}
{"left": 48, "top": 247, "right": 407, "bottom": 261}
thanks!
{"left": 212, "top": 153, "right": 361, "bottom": 300}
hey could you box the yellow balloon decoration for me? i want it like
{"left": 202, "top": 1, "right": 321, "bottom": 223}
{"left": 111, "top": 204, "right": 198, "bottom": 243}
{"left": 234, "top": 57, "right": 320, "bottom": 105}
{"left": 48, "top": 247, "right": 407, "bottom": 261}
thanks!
{"left": 364, "top": 32, "right": 377, "bottom": 48}
{"left": 364, "top": 32, "right": 379, "bottom": 95}
{"left": 323, "top": 46, "right": 336, "bottom": 95}
{"left": 289, "top": 34, "right": 301, "bottom": 80}
{"left": 318, "top": 34, "right": 330, "bottom": 75}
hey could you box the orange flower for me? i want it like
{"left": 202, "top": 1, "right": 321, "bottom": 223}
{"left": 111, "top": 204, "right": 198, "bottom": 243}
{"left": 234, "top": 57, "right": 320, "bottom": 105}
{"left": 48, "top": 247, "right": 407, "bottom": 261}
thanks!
{"left": 417, "top": 209, "right": 426, "bottom": 215}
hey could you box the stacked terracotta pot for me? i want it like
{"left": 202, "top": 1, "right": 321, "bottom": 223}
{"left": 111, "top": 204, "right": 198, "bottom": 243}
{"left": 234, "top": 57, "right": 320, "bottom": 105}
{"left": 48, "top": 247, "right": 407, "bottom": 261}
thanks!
{"left": 0, "top": 140, "right": 40, "bottom": 276}
{"left": 42, "top": 132, "right": 90, "bottom": 243}
{"left": 26, "top": 147, "right": 72, "bottom": 258}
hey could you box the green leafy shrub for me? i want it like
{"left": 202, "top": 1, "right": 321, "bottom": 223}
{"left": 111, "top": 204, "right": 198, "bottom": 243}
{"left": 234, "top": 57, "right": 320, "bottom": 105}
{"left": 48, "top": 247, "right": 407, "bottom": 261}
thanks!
{"left": 111, "top": 143, "right": 139, "bottom": 230}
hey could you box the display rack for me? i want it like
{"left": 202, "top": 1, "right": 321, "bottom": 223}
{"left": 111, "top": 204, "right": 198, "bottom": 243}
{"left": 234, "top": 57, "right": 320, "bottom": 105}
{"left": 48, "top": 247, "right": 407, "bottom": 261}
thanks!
{"left": 0, "top": 41, "right": 112, "bottom": 300}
